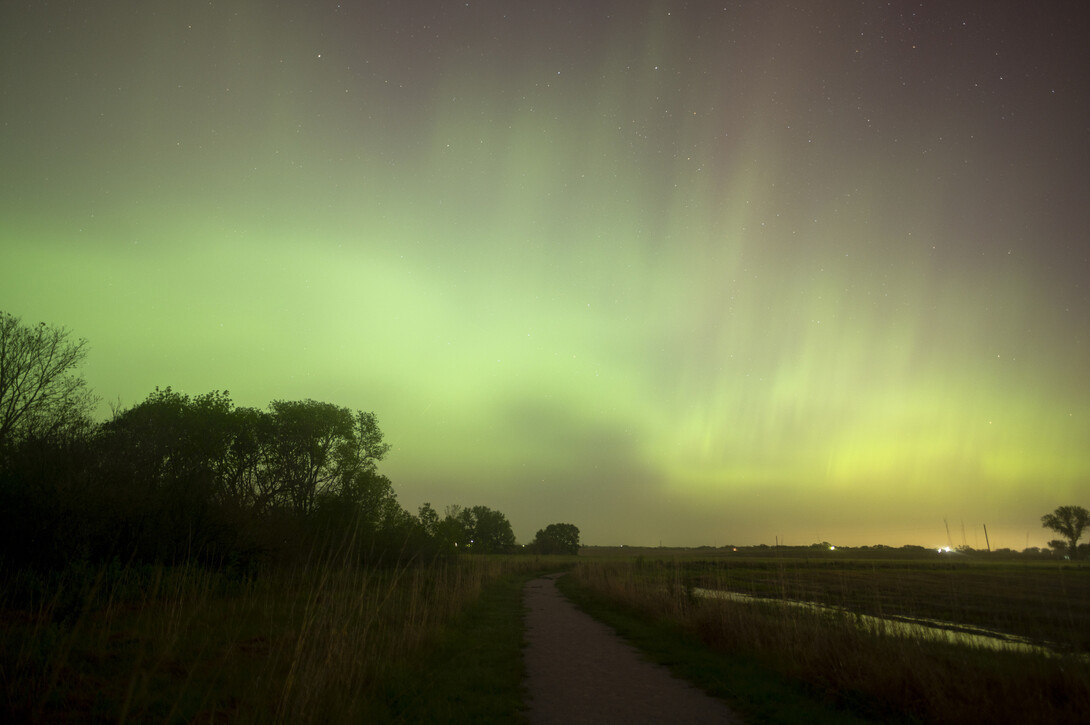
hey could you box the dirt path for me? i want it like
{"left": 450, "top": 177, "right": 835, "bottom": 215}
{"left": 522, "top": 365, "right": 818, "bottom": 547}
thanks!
{"left": 523, "top": 573, "right": 742, "bottom": 724}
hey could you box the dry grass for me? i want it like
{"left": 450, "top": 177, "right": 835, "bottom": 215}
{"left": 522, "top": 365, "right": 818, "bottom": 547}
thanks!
{"left": 1, "top": 552, "right": 555, "bottom": 723}
{"left": 567, "top": 558, "right": 1090, "bottom": 724}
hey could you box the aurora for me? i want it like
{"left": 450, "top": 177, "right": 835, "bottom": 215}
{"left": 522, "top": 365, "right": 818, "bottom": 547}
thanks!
{"left": 2, "top": 1, "right": 1087, "bottom": 548}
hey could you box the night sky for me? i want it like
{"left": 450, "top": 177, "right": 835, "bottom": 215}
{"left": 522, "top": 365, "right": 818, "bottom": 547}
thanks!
{"left": 3, "top": 1, "right": 1088, "bottom": 548}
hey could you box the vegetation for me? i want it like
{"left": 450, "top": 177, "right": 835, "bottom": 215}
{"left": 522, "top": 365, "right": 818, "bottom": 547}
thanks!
{"left": 1042, "top": 504, "right": 1090, "bottom": 559}
{"left": 0, "top": 551, "right": 569, "bottom": 723}
{"left": 528, "top": 523, "right": 581, "bottom": 555}
{"left": 559, "top": 555, "right": 1090, "bottom": 724}
{"left": 0, "top": 311, "right": 97, "bottom": 451}
{"left": 556, "top": 573, "right": 873, "bottom": 725}
{"left": 1, "top": 384, "right": 415, "bottom": 570}
{"left": 0, "top": 311, "right": 566, "bottom": 721}
{"left": 0, "top": 312, "right": 543, "bottom": 572}
{"left": 7, "top": 311, "right": 1087, "bottom": 722}
{"left": 374, "top": 559, "right": 575, "bottom": 722}
{"left": 435, "top": 504, "right": 518, "bottom": 554}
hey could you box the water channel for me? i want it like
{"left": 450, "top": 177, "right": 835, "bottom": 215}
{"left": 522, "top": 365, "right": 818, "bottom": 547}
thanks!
{"left": 690, "top": 587, "right": 1068, "bottom": 657}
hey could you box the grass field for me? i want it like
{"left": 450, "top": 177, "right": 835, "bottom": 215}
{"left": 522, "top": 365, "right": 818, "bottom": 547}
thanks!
{"left": 0, "top": 553, "right": 569, "bottom": 723}
{"left": 4, "top": 548, "right": 1086, "bottom": 723}
{"left": 560, "top": 553, "right": 1090, "bottom": 724}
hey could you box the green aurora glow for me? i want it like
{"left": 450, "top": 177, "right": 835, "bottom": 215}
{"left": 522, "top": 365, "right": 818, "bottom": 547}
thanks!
{"left": 3, "top": 1, "right": 1088, "bottom": 547}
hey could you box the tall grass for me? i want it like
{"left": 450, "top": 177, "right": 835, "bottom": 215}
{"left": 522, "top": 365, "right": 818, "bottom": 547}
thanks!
{"left": 566, "top": 558, "right": 1090, "bottom": 725}
{"left": 1, "top": 552, "right": 553, "bottom": 723}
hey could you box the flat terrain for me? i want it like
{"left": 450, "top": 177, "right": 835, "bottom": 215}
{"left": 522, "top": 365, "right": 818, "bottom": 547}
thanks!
{"left": 560, "top": 554, "right": 1090, "bottom": 724}
{"left": 678, "top": 557, "right": 1090, "bottom": 652}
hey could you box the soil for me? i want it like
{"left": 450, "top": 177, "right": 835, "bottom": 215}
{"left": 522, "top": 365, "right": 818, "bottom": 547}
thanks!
{"left": 523, "top": 573, "right": 742, "bottom": 724}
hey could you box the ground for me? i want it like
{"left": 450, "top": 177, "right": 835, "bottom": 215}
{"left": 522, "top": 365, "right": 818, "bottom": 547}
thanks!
{"left": 522, "top": 573, "right": 741, "bottom": 724}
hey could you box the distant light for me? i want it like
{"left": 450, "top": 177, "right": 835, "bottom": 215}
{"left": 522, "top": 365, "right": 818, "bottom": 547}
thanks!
{"left": 938, "top": 546, "right": 952, "bottom": 553}
{"left": 829, "top": 545, "right": 835, "bottom": 550}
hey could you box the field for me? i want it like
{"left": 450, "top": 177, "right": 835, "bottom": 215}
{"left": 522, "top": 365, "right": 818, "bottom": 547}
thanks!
{"left": 4, "top": 547, "right": 1087, "bottom": 724}
{"left": 561, "top": 550, "right": 1090, "bottom": 724}
{"left": 0, "top": 553, "right": 567, "bottom": 723}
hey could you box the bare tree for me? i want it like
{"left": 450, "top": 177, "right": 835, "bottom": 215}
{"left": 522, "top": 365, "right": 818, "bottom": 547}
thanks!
{"left": 1041, "top": 505, "right": 1090, "bottom": 560}
{"left": 0, "top": 311, "right": 96, "bottom": 449}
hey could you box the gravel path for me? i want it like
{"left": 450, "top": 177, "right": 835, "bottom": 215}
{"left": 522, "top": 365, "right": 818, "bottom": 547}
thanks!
{"left": 523, "top": 573, "right": 742, "bottom": 724}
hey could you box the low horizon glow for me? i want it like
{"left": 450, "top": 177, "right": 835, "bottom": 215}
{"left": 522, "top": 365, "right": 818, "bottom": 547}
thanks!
{"left": 3, "top": 1, "right": 1087, "bottom": 549}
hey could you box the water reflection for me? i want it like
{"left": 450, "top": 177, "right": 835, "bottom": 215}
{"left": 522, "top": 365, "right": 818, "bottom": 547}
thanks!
{"left": 690, "top": 587, "right": 1064, "bottom": 657}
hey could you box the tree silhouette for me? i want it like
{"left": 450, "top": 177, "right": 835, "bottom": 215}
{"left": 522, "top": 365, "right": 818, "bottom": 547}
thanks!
{"left": 0, "top": 313, "right": 528, "bottom": 569}
{"left": 530, "top": 523, "right": 581, "bottom": 554}
{"left": 261, "top": 399, "right": 390, "bottom": 516}
{"left": 1041, "top": 505, "right": 1090, "bottom": 559}
{"left": 0, "top": 311, "right": 96, "bottom": 451}
{"left": 444, "top": 505, "right": 516, "bottom": 553}
{"left": 93, "top": 389, "right": 398, "bottom": 563}
{"left": 417, "top": 502, "right": 441, "bottom": 538}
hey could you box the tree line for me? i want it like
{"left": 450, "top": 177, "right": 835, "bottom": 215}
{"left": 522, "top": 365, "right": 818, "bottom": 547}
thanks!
{"left": 0, "top": 311, "right": 580, "bottom": 570}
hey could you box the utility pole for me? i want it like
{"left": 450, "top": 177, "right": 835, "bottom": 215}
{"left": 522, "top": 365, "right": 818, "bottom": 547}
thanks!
{"left": 983, "top": 523, "right": 991, "bottom": 552}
